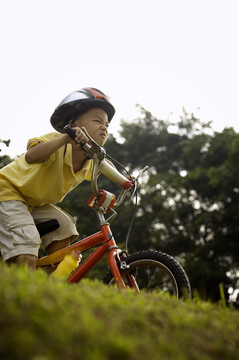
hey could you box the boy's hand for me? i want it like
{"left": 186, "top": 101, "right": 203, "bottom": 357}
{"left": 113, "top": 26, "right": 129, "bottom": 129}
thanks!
{"left": 66, "top": 127, "right": 89, "bottom": 148}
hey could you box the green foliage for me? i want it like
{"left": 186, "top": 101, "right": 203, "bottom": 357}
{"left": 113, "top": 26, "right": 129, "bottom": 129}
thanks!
{"left": 104, "top": 108, "right": 239, "bottom": 303}
{"left": 1, "top": 263, "right": 239, "bottom": 360}
{"left": 0, "top": 154, "right": 12, "bottom": 169}
{"left": 0, "top": 138, "right": 10, "bottom": 152}
{"left": 0, "top": 138, "right": 11, "bottom": 168}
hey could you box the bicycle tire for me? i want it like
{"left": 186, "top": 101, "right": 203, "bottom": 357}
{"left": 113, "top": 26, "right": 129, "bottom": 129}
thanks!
{"left": 103, "top": 250, "right": 191, "bottom": 299}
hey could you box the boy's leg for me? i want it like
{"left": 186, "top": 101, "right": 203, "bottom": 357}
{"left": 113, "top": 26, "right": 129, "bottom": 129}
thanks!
{"left": 0, "top": 201, "right": 41, "bottom": 269}
{"left": 7, "top": 254, "right": 37, "bottom": 269}
{"left": 31, "top": 204, "right": 79, "bottom": 255}
{"left": 45, "top": 237, "right": 72, "bottom": 254}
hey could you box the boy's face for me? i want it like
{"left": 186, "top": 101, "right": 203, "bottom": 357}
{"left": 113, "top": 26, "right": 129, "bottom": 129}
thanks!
{"left": 73, "top": 108, "right": 109, "bottom": 146}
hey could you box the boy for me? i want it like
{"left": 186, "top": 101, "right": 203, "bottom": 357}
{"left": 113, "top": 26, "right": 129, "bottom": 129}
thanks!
{"left": 0, "top": 87, "right": 115, "bottom": 269}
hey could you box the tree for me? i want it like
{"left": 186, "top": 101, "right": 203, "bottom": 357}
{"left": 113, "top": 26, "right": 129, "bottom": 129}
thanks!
{"left": 97, "top": 107, "right": 239, "bottom": 303}
{"left": 0, "top": 139, "right": 11, "bottom": 168}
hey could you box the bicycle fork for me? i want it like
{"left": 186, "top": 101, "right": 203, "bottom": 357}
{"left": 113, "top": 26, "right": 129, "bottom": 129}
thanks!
{"left": 100, "top": 222, "right": 139, "bottom": 291}
{"left": 108, "top": 245, "right": 127, "bottom": 288}
{"left": 107, "top": 246, "right": 139, "bottom": 292}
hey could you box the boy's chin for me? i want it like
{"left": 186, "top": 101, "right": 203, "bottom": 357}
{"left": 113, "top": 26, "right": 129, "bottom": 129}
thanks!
{"left": 94, "top": 138, "right": 106, "bottom": 147}
{"left": 88, "top": 139, "right": 104, "bottom": 147}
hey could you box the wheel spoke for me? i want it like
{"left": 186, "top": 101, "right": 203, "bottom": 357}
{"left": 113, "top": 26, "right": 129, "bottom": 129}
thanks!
{"left": 126, "top": 261, "right": 178, "bottom": 296}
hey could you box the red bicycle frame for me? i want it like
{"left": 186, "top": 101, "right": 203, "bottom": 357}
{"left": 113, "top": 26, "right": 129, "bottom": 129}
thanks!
{"left": 36, "top": 221, "right": 133, "bottom": 289}
{"left": 68, "top": 223, "right": 126, "bottom": 287}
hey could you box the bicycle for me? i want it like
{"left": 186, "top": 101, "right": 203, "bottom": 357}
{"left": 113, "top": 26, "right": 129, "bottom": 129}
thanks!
{"left": 36, "top": 126, "right": 192, "bottom": 299}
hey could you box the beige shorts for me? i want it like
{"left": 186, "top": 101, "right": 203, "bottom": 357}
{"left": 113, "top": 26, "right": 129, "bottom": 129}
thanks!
{"left": 0, "top": 200, "right": 79, "bottom": 261}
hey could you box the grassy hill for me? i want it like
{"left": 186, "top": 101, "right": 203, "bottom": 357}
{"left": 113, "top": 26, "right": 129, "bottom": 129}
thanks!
{"left": 0, "top": 263, "right": 238, "bottom": 360}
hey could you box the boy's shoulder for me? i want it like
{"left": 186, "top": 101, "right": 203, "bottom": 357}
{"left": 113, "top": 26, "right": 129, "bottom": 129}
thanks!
{"left": 27, "top": 132, "right": 61, "bottom": 148}
{"left": 30, "top": 132, "right": 61, "bottom": 141}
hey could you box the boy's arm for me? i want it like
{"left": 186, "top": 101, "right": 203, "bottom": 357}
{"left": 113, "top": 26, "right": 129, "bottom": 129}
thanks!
{"left": 25, "top": 127, "right": 89, "bottom": 164}
{"left": 25, "top": 134, "right": 69, "bottom": 164}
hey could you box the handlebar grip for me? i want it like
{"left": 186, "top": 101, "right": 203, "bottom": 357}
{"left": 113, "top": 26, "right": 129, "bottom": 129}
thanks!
{"left": 99, "top": 159, "right": 132, "bottom": 189}
{"left": 63, "top": 125, "right": 78, "bottom": 142}
{"left": 63, "top": 125, "right": 91, "bottom": 154}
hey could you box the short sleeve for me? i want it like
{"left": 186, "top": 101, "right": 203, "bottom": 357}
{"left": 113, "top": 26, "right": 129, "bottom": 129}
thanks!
{"left": 27, "top": 132, "right": 60, "bottom": 150}
{"left": 26, "top": 133, "right": 60, "bottom": 162}
{"left": 27, "top": 139, "right": 42, "bottom": 150}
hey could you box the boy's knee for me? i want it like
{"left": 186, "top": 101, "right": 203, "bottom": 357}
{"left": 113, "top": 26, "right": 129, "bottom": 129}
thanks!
{"left": 7, "top": 254, "right": 36, "bottom": 270}
{"left": 45, "top": 237, "right": 71, "bottom": 255}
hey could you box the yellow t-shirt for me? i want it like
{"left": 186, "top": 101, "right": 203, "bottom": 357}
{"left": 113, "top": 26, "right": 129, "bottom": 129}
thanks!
{"left": 0, "top": 132, "right": 93, "bottom": 207}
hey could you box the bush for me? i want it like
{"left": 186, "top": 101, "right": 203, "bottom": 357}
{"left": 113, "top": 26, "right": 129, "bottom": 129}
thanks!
{"left": 0, "top": 263, "right": 239, "bottom": 360}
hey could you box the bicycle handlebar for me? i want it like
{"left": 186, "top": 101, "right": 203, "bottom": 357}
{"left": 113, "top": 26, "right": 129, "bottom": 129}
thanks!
{"left": 63, "top": 125, "right": 132, "bottom": 190}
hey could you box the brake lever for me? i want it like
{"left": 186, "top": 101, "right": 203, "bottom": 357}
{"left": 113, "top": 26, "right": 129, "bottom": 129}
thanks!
{"left": 129, "top": 165, "right": 149, "bottom": 198}
{"left": 135, "top": 166, "right": 149, "bottom": 181}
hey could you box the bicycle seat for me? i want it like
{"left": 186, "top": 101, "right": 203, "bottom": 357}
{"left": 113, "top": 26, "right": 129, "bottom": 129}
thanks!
{"left": 35, "top": 219, "right": 60, "bottom": 237}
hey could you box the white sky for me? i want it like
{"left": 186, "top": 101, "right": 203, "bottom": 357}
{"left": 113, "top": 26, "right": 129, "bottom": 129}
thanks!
{"left": 1, "top": 0, "right": 239, "bottom": 157}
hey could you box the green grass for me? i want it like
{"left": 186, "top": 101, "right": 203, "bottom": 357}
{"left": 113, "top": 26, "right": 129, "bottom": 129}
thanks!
{"left": 0, "top": 263, "right": 238, "bottom": 360}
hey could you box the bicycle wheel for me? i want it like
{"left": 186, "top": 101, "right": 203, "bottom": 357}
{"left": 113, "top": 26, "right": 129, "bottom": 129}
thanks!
{"left": 103, "top": 250, "right": 191, "bottom": 299}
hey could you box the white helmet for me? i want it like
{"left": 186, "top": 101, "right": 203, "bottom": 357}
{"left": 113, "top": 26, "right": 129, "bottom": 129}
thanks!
{"left": 50, "top": 87, "right": 115, "bottom": 133}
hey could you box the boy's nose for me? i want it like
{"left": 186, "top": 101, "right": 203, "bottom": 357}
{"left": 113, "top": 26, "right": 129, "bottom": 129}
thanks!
{"left": 101, "top": 123, "right": 108, "bottom": 131}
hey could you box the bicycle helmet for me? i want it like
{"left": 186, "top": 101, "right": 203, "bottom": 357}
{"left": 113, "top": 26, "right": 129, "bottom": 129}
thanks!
{"left": 50, "top": 87, "right": 115, "bottom": 133}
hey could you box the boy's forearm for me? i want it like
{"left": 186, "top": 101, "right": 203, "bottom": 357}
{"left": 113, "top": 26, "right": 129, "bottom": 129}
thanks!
{"left": 25, "top": 134, "right": 69, "bottom": 164}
